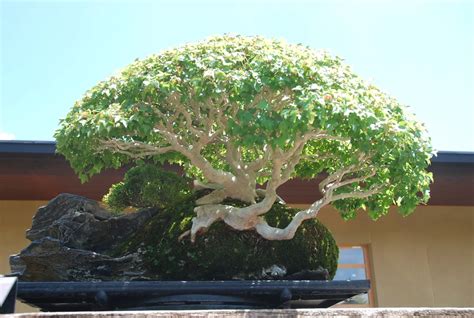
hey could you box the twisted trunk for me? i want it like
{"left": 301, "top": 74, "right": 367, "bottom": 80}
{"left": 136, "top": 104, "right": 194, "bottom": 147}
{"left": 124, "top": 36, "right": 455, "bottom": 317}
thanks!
{"left": 100, "top": 110, "right": 382, "bottom": 242}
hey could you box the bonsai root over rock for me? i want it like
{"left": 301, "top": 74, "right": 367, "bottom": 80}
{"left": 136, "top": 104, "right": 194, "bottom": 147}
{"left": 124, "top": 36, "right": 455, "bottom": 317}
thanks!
{"left": 10, "top": 190, "right": 338, "bottom": 281}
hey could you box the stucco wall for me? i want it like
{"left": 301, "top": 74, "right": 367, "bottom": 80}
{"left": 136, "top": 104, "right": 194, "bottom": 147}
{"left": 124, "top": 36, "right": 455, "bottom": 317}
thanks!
{"left": 0, "top": 201, "right": 47, "bottom": 275}
{"left": 0, "top": 200, "right": 47, "bottom": 313}
{"left": 0, "top": 200, "right": 473, "bottom": 311}
{"left": 315, "top": 205, "right": 474, "bottom": 307}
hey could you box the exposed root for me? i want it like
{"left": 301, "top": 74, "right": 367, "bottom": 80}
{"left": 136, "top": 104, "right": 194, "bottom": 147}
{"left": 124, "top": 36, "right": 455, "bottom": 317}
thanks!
{"left": 190, "top": 204, "right": 260, "bottom": 242}
{"left": 195, "top": 188, "right": 228, "bottom": 205}
{"left": 178, "top": 230, "right": 191, "bottom": 241}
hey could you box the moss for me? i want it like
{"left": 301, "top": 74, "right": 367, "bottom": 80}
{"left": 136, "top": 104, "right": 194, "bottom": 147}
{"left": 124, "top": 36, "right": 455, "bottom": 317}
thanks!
{"left": 103, "top": 164, "right": 191, "bottom": 212}
{"left": 119, "top": 192, "right": 339, "bottom": 280}
{"left": 106, "top": 165, "right": 339, "bottom": 280}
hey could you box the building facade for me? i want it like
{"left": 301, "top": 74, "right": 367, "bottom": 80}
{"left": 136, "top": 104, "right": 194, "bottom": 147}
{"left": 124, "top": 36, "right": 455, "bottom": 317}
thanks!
{"left": 1, "top": 141, "right": 473, "bottom": 311}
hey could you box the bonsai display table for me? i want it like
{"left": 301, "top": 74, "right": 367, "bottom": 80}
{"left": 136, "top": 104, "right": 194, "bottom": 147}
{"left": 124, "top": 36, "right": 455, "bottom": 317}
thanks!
{"left": 17, "top": 280, "right": 369, "bottom": 311}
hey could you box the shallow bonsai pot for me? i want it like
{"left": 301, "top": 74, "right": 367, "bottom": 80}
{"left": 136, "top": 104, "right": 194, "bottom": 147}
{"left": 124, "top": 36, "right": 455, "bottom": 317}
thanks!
{"left": 17, "top": 279, "right": 370, "bottom": 311}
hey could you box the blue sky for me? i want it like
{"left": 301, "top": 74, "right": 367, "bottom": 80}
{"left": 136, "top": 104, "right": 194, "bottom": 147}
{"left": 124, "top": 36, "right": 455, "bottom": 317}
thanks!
{"left": 1, "top": 0, "right": 473, "bottom": 151}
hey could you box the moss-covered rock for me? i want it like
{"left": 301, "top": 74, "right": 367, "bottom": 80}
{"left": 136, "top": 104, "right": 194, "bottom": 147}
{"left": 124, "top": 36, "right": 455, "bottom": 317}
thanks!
{"left": 106, "top": 164, "right": 339, "bottom": 280}
{"left": 103, "top": 164, "right": 191, "bottom": 212}
{"left": 116, "top": 192, "right": 339, "bottom": 280}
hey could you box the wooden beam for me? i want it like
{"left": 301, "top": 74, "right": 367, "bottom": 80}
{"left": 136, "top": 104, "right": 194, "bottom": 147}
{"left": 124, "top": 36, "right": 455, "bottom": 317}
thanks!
{"left": 0, "top": 152, "right": 473, "bottom": 205}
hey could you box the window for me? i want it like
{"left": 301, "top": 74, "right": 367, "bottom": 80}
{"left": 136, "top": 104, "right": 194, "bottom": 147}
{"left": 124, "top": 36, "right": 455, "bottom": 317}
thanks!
{"left": 333, "top": 245, "right": 375, "bottom": 307}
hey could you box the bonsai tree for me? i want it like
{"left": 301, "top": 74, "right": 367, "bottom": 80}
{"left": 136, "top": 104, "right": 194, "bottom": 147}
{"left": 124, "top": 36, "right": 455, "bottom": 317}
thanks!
{"left": 55, "top": 35, "right": 433, "bottom": 242}
{"left": 103, "top": 163, "right": 339, "bottom": 280}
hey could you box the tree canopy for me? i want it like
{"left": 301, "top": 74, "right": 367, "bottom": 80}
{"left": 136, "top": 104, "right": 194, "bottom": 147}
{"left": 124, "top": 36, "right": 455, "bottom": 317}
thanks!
{"left": 55, "top": 35, "right": 433, "bottom": 241}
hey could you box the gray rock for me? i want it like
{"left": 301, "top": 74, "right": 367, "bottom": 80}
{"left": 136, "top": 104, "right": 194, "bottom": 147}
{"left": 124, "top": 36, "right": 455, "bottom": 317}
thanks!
{"left": 11, "top": 237, "right": 148, "bottom": 281}
{"left": 10, "top": 193, "right": 158, "bottom": 281}
{"left": 26, "top": 193, "right": 157, "bottom": 253}
{"left": 285, "top": 267, "right": 330, "bottom": 280}
{"left": 9, "top": 193, "right": 332, "bottom": 282}
{"left": 261, "top": 265, "right": 287, "bottom": 279}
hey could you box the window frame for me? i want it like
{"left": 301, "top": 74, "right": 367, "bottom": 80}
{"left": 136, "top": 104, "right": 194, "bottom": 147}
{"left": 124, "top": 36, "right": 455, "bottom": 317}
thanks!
{"left": 334, "top": 244, "right": 375, "bottom": 307}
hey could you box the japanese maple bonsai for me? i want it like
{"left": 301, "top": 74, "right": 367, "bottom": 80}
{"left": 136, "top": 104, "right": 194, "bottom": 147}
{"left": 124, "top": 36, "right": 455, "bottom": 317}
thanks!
{"left": 54, "top": 35, "right": 433, "bottom": 279}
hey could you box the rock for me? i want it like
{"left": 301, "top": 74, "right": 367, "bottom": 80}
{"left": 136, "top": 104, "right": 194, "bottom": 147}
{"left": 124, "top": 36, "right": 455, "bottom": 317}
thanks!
{"left": 11, "top": 237, "right": 150, "bottom": 281}
{"left": 10, "top": 194, "right": 158, "bottom": 281}
{"left": 10, "top": 193, "right": 337, "bottom": 282}
{"left": 261, "top": 265, "right": 287, "bottom": 279}
{"left": 285, "top": 267, "right": 330, "bottom": 280}
{"left": 26, "top": 193, "right": 157, "bottom": 253}
{"left": 10, "top": 237, "right": 148, "bottom": 281}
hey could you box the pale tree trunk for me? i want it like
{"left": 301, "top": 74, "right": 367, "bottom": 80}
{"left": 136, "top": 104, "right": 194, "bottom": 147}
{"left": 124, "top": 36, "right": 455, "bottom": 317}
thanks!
{"left": 98, "top": 96, "right": 382, "bottom": 242}
{"left": 187, "top": 151, "right": 382, "bottom": 242}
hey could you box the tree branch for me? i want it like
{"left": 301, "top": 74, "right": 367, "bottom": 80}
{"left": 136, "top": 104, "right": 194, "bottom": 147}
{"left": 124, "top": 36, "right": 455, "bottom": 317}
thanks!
{"left": 328, "top": 185, "right": 383, "bottom": 202}
{"left": 97, "top": 139, "right": 174, "bottom": 158}
{"left": 327, "top": 170, "right": 376, "bottom": 191}
{"left": 319, "top": 153, "right": 369, "bottom": 194}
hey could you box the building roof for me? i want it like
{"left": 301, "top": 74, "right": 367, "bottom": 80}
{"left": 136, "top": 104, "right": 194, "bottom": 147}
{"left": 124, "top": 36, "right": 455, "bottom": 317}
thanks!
{"left": 1, "top": 140, "right": 473, "bottom": 205}
{"left": 2, "top": 140, "right": 473, "bottom": 164}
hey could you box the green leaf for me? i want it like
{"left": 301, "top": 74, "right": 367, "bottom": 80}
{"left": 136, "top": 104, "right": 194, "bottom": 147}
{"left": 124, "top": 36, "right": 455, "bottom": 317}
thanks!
{"left": 54, "top": 34, "right": 433, "bottom": 225}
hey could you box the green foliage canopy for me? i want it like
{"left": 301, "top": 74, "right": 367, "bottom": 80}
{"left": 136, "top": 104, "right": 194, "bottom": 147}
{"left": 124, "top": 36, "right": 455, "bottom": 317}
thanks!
{"left": 55, "top": 35, "right": 433, "bottom": 221}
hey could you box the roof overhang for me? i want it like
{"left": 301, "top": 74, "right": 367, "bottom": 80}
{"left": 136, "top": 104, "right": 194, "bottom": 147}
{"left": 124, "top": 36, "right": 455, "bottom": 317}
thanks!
{"left": 1, "top": 141, "right": 473, "bottom": 205}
